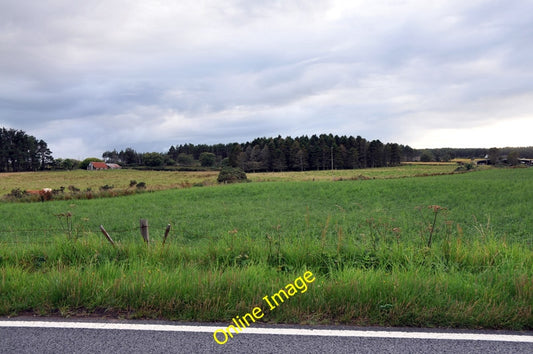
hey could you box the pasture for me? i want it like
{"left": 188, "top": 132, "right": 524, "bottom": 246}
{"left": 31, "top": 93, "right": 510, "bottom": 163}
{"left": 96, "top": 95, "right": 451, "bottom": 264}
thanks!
{"left": 0, "top": 165, "right": 531, "bottom": 329}
{"left": 0, "top": 163, "right": 459, "bottom": 197}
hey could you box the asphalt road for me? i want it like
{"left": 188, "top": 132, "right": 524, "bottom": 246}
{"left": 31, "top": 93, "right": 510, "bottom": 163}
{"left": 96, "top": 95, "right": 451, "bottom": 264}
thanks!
{"left": 1, "top": 319, "right": 532, "bottom": 354}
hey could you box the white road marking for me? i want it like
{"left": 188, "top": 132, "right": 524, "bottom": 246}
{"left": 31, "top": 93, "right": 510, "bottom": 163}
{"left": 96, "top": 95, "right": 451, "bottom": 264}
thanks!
{"left": 0, "top": 321, "right": 532, "bottom": 343}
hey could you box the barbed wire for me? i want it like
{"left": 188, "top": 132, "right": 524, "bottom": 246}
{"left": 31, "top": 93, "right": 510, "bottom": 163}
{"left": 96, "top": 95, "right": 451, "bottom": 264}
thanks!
{"left": 0, "top": 227, "right": 139, "bottom": 234}
{"left": 0, "top": 226, "right": 146, "bottom": 245}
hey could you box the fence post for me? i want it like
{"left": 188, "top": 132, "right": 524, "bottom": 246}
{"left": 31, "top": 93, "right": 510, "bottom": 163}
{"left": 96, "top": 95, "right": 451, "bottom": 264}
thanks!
{"left": 140, "top": 219, "right": 150, "bottom": 244}
{"left": 99, "top": 225, "right": 116, "bottom": 247}
{"left": 163, "top": 224, "right": 171, "bottom": 246}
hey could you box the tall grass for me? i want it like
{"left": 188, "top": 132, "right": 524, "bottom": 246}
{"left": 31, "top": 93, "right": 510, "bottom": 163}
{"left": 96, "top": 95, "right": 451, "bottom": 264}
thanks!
{"left": 0, "top": 167, "right": 532, "bottom": 329}
{"left": 0, "top": 169, "right": 219, "bottom": 196}
{"left": 0, "top": 231, "right": 531, "bottom": 328}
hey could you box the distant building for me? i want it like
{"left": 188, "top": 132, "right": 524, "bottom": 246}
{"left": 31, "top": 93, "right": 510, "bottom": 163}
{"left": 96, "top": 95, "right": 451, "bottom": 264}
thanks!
{"left": 87, "top": 162, "right": 122, "bottom": 170}
{"left": 476, "top": 157, "right": 533, "bottom": 166}
{"left": 87, "top": 162, "right": 109, "bottom": 170}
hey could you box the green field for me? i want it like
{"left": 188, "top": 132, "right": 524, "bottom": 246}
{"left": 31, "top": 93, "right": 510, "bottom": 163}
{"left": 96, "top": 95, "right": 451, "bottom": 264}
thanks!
{"left": 0, "top": 163, "right": 459, "bottom": 196}
{"left": 0, "top": 166, "right": 532, "bottom": 329}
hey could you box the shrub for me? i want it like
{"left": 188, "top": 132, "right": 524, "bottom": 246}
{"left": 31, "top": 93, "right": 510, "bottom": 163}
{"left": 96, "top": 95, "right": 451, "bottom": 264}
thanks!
{"left": 455, "top": 162, "right": 476, "bottom": 172}
{"left": 8, "top": 188, "right": 24, "bottom": 199}
{"left": 217, "top": 167, "right": 248, "bottom": 184}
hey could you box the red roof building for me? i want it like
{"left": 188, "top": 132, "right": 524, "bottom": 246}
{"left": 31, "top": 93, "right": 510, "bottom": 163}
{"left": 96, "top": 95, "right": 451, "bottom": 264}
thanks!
{"left": 87, "top": 162, "right": 109, "bottom": 170}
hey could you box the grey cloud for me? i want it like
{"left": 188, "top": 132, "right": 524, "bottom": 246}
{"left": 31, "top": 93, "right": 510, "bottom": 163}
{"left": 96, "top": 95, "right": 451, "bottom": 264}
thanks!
{"left": 1, "top": 0, "right": 532, "bottom": 157}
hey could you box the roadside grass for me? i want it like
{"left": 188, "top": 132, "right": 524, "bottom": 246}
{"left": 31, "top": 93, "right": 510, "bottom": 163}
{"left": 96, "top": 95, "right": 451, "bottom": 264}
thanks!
{"left": 0, "top": 234, "right": 531, "bottom": 328}
{"left": 0, "top": 167, "right": 532, "bottom": 329}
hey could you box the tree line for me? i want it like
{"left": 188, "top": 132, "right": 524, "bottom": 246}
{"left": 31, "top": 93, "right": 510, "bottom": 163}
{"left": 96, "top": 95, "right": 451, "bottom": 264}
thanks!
{"left": 418, "top": 147, "right": 533, "bottom": 162}
{"left": 103, "top": 138, "right": 533, "bottom": 171}
{"left": 104, "top": 134, "right": 417, "bottom": 171}
{"left": 0, "top": 128, "right": 53, "bottom": 172}
{"left": 3, "top": 126, "right": 531, "bottom": 173}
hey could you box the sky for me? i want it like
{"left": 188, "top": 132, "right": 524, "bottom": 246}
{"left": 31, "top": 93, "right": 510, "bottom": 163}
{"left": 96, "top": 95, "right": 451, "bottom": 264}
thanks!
{"left": 1, "top": 0, "right": 532, "bottom": 159}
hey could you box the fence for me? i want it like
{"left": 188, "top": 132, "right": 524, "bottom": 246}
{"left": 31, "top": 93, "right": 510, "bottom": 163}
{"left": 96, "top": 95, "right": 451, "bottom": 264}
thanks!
{"left": 0, "top": 219, "right": 171, "bottom": 246}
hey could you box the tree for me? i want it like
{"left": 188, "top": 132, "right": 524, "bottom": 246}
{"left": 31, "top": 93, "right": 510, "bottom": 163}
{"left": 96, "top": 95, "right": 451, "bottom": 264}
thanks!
{"left": 0, "top": 127, "right": 54, "bottom": 172}
{"left": 35, "top": 140, "right": 53, "bottom": 170}
{"left": 142, "top": 152, "right": 164, "bottom": 167}
{"left": 507, "top": 151, "right": 519, "bottom": 166}
{"left": 308, "top": 135, "right": 322, "bottom": 170}
{"left": 355, "top": 136, "right": 368, "bottom": 168}
{"left": 228, "top": 144, "right": 242, "bottom": 168}
{"left": 199, "top": 152, "right": 216, "bottom": 167}
{"left": 119, "top": 147, "right": 140, "bottom": 165}
{"left": 289, "top": 141, "right": 302, "bottom": 171}
{"left": 488, "top": 147, "right": 500, "bottom": 165}
{"left": 420, "top": 150, "right": 435, "bottom": 162}
{"left": 260, "top": 144, "right": 272, "bottom": 171}
{"left": 345, "top": 147, "right": 358, "bottom": 169}
{"left": 367, "top": 140, "right": 385, "bottom": 167}
{"left": 248, "top": 145, "right": 263, "bottom": 172}
{"left": 295, "top": 148, "right": 309, "bottom": 171}
{"left": 332, "top": 144, "right": 344, "bottom": 169}
{"left": 272, "top": 148, "right": 287, "bottom": 171}
{"left": 402, "top": 145, "right": 416, "bottom": 162}
{"left": 103, "top": 149, "right": 120, "bottom": 163}
{"left": 177, "top": 153, "right": 194, "bottom": 166}
{"left": 387, "top": 143, "right": 402, "bottom": 166}
{"left": 56, "top": 158, "right": 79, "bottom": 170}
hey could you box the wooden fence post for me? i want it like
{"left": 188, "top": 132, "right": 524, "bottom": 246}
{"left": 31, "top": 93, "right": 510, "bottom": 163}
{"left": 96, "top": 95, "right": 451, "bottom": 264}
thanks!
{"left": 163, "top": 224, "right": 171, "bottom": 246}
{"left": 140, "top": 219, "right": 150, "bottom": 244}
{"left": 99, "top": 225, "right": 116, "bottom": 247}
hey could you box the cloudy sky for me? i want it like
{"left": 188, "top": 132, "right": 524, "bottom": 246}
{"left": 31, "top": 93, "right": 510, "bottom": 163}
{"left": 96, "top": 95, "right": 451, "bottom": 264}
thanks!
{"left": 1, "top": 0, "right": 532, "bottom": 158}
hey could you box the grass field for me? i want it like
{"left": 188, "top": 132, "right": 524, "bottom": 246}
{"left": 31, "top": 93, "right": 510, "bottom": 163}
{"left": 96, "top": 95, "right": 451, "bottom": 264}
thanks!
{"left": 0, "top": 165, "right": 532, "bottom": 329}
{"left": 0, "top": 163, "right": 460, "bottom": 196}
{"left": 0, "top": 169, "right": 220, "bottom": 196}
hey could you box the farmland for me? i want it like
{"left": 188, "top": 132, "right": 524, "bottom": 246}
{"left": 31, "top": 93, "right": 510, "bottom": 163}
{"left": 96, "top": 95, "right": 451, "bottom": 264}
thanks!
{"left": 0, "top": 165, "right": 532, "bottom": 329}
{"left": 0, "top": 163, "right": 462, "bottom": 196}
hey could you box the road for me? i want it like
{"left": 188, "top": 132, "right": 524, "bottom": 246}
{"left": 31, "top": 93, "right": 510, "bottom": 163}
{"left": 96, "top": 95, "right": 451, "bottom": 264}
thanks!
{"left": 1, "top": 318, "right": 532, "bottom": 353}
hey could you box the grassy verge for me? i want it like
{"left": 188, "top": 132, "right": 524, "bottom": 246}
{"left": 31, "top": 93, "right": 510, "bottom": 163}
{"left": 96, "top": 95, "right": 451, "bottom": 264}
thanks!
{"left": 1, "top": 234, "right": 531, "bottom": 329}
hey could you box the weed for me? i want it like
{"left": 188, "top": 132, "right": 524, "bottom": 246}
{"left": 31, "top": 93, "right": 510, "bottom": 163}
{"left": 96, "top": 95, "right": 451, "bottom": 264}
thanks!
{"left": 416, "top": 205, "right": 447, "bottom": 248}
{"left": 55, "top": 211, "right": 74, "bottom": 239}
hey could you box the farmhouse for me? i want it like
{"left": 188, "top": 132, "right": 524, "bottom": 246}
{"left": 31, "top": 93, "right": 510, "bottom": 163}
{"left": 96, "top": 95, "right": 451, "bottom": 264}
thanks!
{"left": 87, "top": 162, "right": 122, "bottom": 170}
{"left": 87, "top": 162, "right": 108, "bottom": 170}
